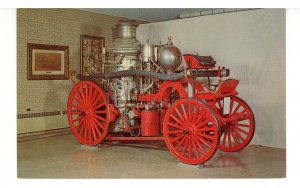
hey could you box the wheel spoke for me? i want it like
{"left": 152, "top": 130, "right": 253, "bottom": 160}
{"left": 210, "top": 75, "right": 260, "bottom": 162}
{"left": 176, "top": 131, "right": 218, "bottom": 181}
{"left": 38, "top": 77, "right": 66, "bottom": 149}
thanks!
{"left": 78, "top": 86, "right": 86, "bottom": 105}
{"left": 90, "top": 119, "right": 102, "bottom": 137}
{"left": 181, "top": 104, "right": 189, "bottom": 122}
{"left": 194, "top": 109, "right": 208, "bottom": 125}
{"left": 188, "top": 103, "right": 192, "bottom": 122}
{"left": 88, "top": 84, "right": 93, "bottom": 104}
{"left": 195, "top": 135, "right": 211, "bottom": 149}
{"left": 88, "top": 122, "right": 92, "bottom": 142}
{"left": 234, "top": 126, "right": 249, "bottom": 135}
{"left": 72, "top": 115, "right": 84, "bottom": 123}
{"left": 235, "top": 123, "right": 250, "bottom": 128}
{"left": 232, "top": 103, "right": 241, "bottom": 114}
{"left": 88, "top": 121, "right": 93, "bottom": 142}
{"left": 239, "top": 109, "right": 247, "bottom": 116}
{"left": 221, "top": 131, "right": 227, "bottom": 146}
{"left": 199, "top": 133, "right": 214, "bottom": 141}
{"left": 193, "top": 136, "right": 206, "bottom": 155}
{"left": 170, "top": 114, "right": 185, "bottom": 127}
{"left": 198, "top": 126, "right": 215, "bottom": 132}
{"left": 78, "top": 117, "right": 86, "bottom": 132}
{"left": 195, "top": 118, "right": 211, "bottom": 129}
{"left": 167, "top": 122, "right": 184, "bottom": 130}
{"left": 75, "top": 90, "right": 85, "bottom": 106}
{"left": 78, "top": 120, "right": 86, "bottom": 136}
{"left": 94, "top": 110, "right": 107, "bottom": 114}
{"left": 89, "top": 120, "right": 97, "bottom": 141}
{"left": 89, "top": 88, "right": 98, "bottom": 107}
{"left": 191, "top": 137, "right": 200, "bottom": 159}
{"left": 93, "top": 102, "right": 105, "bottom": 110}
{"left": 91, "top": 113, "right": 107, "bottom": 123}
{"left": 174, "top": 108, "right": 186, "bottom": 125}
{"left": 85, "top": 120, "right": 90, "bottom": 142}
{"left": 181, "top": 137, "right": 189, "bottom": 156}
{"left": 228, "top": 131, "right": 232, "bottom": 148}
{"left": 82, "top": 119, "right": 88, "bottom": 141}
{"left": 170, "top": 134, "right": 184, "bottom": 143}
{"left": 88, "top": 123, "right": 92, "bottom": 142}
{"left": 72, "top": 104, "right": 84, "bottom": 112}
{"left": 73, "top": 97, "right": 84, "bottom": 108}
{"left": 84, "top": 120, "right": 89, "bottom": 142}
{"left": 91, "top": 116, "right": 106, "bottom": 131}
{"left": 229, "top": 99, "right": 234, "bottom": 114}
{"left": 192, "top": 110, "right": 205, "bottom": 124}
{"left": 74, "top": 117, "right": 85, "bottom": 132}
{"left": 174, "top": 136, "right": 187, "bottom": 151}
{"left": 91, "top": 95, "right": 104, "bottom": 109}
{"left": 188, "top": 137, "right": 193, "bottom": 159}
{"left": 167, "top": 130, "right": 184, "bottom": 134}
{"left": 173, "top": 137, "right": 186, "bottom": 151}
{"left": 191, "top": 105, "right": 199, "bottom": 124}
{"left": 84, "top": 85, "right": 89, "bottom": 105}
{"left": 231, "top": 131, "right": 239, "bottom": 146}
{"left": 233, "top": 129, "right": 245, "bottom": 142}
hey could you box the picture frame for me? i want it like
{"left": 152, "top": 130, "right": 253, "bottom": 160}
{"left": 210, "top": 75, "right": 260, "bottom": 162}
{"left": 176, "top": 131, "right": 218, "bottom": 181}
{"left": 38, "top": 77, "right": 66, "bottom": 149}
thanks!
{"left": 80, "top": 35, "right": 105, "bottom": 75}
{"left": 27, "top": 43, "right": 69, "bottom": 80}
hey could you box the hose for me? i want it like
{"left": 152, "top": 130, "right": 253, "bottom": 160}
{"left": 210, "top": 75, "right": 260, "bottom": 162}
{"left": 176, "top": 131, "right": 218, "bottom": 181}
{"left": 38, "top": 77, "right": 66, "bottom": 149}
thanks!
{"left": 76, "top": 70, "right": 184, "bottom": 81}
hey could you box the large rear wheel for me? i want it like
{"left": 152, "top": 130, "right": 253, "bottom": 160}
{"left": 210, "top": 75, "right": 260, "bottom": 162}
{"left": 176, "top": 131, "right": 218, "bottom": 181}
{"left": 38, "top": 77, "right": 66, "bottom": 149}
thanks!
{"left": 67, "top": 81, "right": 109, "bottom": 146}
{"left": 163, "top": 99, "right": 220, "bottom": 165}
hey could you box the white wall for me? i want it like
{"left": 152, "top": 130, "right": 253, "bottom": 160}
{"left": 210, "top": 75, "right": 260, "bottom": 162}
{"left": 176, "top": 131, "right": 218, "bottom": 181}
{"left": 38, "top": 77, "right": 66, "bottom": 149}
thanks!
{"left": 137, "top": 9, "right": 286, "bottom": 149}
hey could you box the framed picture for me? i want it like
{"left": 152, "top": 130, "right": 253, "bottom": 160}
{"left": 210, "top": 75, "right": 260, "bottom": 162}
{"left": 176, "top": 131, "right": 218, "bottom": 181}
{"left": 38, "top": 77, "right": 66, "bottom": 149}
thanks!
{"left": 80, "top": 35, "right": 105, "bottom": 75}
{"left": 27, "top": 43, "right": 69, "bottom": 80}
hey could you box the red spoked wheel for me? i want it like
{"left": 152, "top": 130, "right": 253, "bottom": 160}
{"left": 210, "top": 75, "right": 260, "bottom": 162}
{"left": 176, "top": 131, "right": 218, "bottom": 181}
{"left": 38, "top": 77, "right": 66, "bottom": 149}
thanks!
{"left": 163, "top": 99, "right": 220, "bottom": 165}
{"left": 213, "top": 96, "right": 255, "bottom": 152}
{"left": 67, "top": 81, "right": 109, "bottom": 146}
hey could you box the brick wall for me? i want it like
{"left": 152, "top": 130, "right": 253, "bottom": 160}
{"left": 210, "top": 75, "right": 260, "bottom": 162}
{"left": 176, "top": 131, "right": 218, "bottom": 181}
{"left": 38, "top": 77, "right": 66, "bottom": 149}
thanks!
{"left": 17, "top": 8, "right": 141, "bottom": 114}
{"left": 17, "top": 8, "right": 143, "bottom": 133}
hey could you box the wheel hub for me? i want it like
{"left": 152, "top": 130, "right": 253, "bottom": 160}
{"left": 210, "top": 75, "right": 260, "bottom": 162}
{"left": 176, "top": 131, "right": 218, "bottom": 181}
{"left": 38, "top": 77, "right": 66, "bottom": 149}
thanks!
{"left": 222, "top": 123, "right": 234, "bottom": 131}
{"left": 185, "top": 123, "right": 197, "bottom": 135}
{"left": 85, "top": 109, "right": 92, "bottom": 115}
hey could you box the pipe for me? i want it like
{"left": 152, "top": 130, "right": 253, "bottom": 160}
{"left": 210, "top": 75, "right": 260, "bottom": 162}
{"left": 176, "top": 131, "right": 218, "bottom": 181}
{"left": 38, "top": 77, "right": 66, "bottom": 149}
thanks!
{"left": 191, "top": 69, "right": 230, "bottom": 77}
{"left": 188, "top": 83, "right": 194, "bottom": 98}
{"left": 76, "top": 70, "right": 184, "bottom": 81}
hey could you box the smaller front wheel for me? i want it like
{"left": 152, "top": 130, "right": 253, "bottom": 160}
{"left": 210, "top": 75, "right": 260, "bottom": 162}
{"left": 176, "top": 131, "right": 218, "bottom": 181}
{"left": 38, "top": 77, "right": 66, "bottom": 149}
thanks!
{"left": 163, "top": 99, "right": 220, "bottom": 165}
{"left": 212, "top": 96, "right": 255, "bottom": 152}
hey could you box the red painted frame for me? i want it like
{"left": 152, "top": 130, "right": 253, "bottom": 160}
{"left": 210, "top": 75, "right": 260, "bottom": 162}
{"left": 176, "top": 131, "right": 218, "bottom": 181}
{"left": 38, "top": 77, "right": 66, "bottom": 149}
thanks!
{"left": 105, "top": 74, "right": 240, "bottom": 141}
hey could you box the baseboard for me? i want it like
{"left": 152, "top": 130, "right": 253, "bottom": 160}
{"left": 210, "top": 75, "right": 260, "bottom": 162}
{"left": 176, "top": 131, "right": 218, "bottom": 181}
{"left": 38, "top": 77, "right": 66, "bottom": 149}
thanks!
{"left": 17, "top": 127, "right": 72, "bottom": 142}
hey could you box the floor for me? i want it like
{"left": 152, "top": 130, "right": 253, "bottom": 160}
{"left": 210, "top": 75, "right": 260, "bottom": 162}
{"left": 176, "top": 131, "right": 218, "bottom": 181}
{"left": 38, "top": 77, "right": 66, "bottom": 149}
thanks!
{"left": 17, "top": 134, "right": 285, "bottom": 178}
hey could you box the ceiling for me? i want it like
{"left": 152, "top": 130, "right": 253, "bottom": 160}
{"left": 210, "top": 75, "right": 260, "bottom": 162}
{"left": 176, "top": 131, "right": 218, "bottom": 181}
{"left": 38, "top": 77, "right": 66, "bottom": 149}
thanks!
{"left": 81, "top": 8, "right": 212, "bottom": 22}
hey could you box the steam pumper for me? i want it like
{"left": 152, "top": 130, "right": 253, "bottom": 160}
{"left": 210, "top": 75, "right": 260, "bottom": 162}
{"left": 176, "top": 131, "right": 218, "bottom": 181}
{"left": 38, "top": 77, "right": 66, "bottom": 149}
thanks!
{"left": 67, "top": 20, "right": 255, "bottom": 165}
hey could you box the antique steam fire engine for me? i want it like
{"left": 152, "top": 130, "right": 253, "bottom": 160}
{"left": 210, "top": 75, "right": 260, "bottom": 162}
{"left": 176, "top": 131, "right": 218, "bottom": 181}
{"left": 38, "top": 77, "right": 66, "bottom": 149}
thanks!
{"left": 67, "top": 20, "right": 255, "bottom": 165}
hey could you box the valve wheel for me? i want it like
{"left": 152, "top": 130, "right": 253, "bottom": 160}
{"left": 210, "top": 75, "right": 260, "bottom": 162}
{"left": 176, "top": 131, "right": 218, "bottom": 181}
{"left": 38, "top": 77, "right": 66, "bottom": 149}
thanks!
{"left": 163, "top": 99, "right": 220, "bottom": 165}
{"left": 213, "top": 96, "right": 255, "bottom": 152}
{"left": 67, "top": 81, "right": 109, "bottom": 146}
